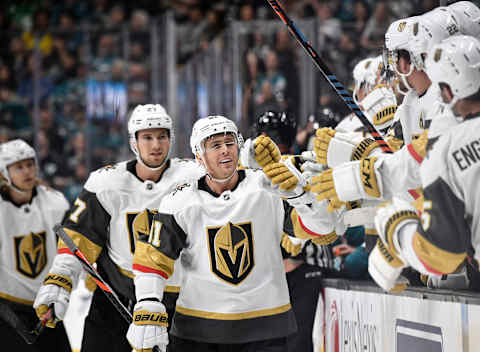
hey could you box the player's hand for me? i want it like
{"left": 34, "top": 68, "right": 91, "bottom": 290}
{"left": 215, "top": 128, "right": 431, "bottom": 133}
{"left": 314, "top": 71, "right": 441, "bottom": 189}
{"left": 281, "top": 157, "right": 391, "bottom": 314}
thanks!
{"left": 310, "top": 169, "right": 344, "bottom": 212}
{"left": 313, "top": 128, "right": 369, "bottom": 168}
{"left": 368, "top": 198, "right": 419, "bottom": 292}
{"left": 261, "top": 157, "right": 315, "bottom": 206}
{"left": 362, "top": 85, "right": 397, "bottom": 134}
{"left": 239, "top": 136, "right": 281, "bottom": 170}
{"left": 34, "top": 273, "right": 72, "bottom": 328}
{"left": 127, "top": 301, "right": 169, "bottom": 352}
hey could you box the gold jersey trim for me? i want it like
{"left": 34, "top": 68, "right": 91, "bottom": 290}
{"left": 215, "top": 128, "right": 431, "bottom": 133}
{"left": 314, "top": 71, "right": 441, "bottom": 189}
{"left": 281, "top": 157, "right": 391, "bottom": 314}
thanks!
{"left": 165, "top": 286, "right": 180, "bottom": 293}
{"left": 412, "top": 233, "right": 466, "bottom": 274}
{"left": 0, "top": 292, "right": 33, "bottom": 305}
{"left": 134, "top": 240, "right": 175, "bottom": 278}
{"left": 176, "top": 303, "right": 292, "bottom": 320}
{"left": 60, "top": 228, "right": 102, "bottom": 264}
{"left": 365, "top": 228, "right": 378, "bottom": 236}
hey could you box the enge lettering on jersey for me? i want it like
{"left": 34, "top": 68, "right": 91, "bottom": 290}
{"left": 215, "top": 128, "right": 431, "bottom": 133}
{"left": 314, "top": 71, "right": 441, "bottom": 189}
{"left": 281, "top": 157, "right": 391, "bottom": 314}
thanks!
{"left": 452, "top": 138, "right": 480, "bottom": 171}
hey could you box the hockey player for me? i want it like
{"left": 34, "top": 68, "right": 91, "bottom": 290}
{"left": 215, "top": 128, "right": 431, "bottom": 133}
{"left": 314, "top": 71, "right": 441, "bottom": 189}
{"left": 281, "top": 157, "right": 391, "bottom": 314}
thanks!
{"left": 126, "top": 115, "right": 337, "bottom": 352}
{"left": 310, "top": 7, "right": 470, "bottom": 211}
{"left": 33, "top": 104, "right": 204, "bottom": 352}
{"left": 369, "top": 34, "right": 480, "bottom": 292}
{"left": 0, "top": 139, "right": 70, "bottom": 351}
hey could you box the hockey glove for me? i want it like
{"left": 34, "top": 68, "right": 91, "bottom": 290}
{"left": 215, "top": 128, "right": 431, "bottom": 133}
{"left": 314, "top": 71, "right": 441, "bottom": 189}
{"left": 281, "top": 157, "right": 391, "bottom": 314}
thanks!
{"left": 34, "top": 253, "right": 82, "bottom": 327}
{"left": 311, "top": 157, "right": 383, "bottom": 207}
{"left": 261, "top": 157, "right": 315, "bottom": 206}
{"left": 281, "top": 233, "right": 304, "bottom": 257}
{"left": 127, "top": 300, "right": 169, "bottom": 352}
{"left": 362, "top": 85, "right": 397, "bottom": 135}
{"left": 313, "top": 128, "right": 376, "bottom": 168}
{"left": 239, "top": 136, "right": 281, "bottom": 170}
{"left": 368, "top": 198, "right": 419, "bottom": 292}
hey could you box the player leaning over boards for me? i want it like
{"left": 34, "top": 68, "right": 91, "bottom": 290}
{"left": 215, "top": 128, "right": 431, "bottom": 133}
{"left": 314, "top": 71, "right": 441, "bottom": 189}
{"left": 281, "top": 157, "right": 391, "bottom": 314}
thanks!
{"left": 33, "top": 104, "right": 204, "bottom": 352}
{"left": 127, "top": 115, "right": 339, "bottom": 352}
{"left": 370, "top": 35, "right": 480, "bottom": 292}
{"left": 309, "top": 1, "right": 480, "bottom": 216}
{"left": 0, "top": 139, "right": 70, "bottom": 351}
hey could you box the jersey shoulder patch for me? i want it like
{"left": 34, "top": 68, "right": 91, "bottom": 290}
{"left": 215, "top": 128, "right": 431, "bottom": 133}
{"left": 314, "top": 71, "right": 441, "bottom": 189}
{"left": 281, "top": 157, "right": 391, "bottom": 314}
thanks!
{"left": 170, "top": 158, "right": 205, "bottom": 179}
{"left": 158, "top": 181, "right": 197, "bottom": 215}
{"left": 84, "top": 161, "right": 128, "bottom": 193}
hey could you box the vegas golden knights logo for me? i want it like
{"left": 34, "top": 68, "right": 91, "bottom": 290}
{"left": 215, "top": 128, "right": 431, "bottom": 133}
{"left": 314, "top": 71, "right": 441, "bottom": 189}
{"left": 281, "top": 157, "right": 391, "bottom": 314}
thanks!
{"left": 126, "top": 209, "right": 158, "bottom": 253}
{"left": 397, "top": 21, "right": 407, "bottom": 32}
{"left": 14, "top": 232, "right": 47, "bottom": 278}
{"left": 207, "top": 222, "right": 254, "bottom": 285}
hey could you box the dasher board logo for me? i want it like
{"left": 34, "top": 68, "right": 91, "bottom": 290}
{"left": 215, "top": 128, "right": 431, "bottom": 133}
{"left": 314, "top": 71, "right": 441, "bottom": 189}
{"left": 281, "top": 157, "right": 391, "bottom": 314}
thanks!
{"left": 207, "top": 222, "right": 254, "bottom": 285}
{"left": 396, "top": 319, "right": 443, "bottom": 352}
{"left": 326, "top": 300, "right": 340, "bottom": 352}
{"left": 14, "top": 232, "right": 47, "bottom": 278}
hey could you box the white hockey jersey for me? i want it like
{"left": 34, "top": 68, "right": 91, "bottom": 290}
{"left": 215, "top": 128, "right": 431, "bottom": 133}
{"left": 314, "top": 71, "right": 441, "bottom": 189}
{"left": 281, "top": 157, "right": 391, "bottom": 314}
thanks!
{"left": 0, "top": 185, "right": 69, "bottom": 304}
{"left": 133, "top": 169, "right": 298, "bottom": 343}
{"left": 408, "top": 115, "right": 480, "bottom": 273}
{"left": 61, "top": 159, "right": 204, "bottom": 301}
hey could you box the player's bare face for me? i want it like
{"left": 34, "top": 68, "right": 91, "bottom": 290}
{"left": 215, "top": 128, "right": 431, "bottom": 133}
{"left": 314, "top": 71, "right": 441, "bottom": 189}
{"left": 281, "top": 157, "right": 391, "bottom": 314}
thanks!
{"left": 202, "top": 133, "right": 238, "bottom": 179}
{"left": 137, "top": 128, "right": 170, "bottom": 168}
{"left": 8, "top": 158, "right": 36, "bottom": 191}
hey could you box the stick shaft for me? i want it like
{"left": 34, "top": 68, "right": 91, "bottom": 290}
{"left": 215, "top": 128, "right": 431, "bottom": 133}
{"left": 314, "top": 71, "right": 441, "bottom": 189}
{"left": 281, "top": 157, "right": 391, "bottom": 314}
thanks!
{"left": 54, "top": 224, "right": 132, "bottom": 322}
{"left": 266, "top": 0, "right": 393, "bottom": 153}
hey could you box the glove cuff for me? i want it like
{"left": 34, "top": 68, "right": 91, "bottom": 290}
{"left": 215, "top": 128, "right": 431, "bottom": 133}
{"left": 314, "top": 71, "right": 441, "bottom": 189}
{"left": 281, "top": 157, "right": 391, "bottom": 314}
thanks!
{"left": 326, "top": 137, "right": 356, "bottom": 168}
{"left": 43, "top": 273, "right": 73, "bottom": 293}
{"left": 134, "top": 273, "right": 166, "bottom": 302}
{"left": 351, "top": 138, "right": 380, "bottom": 161}
{"left": 49, "top": 253, "right": 82, "bottom": 288}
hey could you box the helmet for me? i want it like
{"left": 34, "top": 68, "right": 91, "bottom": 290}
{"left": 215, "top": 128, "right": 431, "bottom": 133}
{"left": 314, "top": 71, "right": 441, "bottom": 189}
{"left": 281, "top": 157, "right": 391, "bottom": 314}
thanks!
{"left": 385, "top": 13, "right": 459, "bottom": 73}
{"left": 255, "top": 111, "right": 297, "bottom": 148}
{"left": 425, "top": 35, "right": 480, "bottom": 104}
{"left": 448, "top": 1, "right": 480, "bottom": 37}
{"left": 190, "top": 115, "right": 241, "bottom": 157}
{"left": 352, "top": 57, "right": 382, "bottom": 103}
{"left": 309, "top": 107, "right": 343, "bottom": 130}
{"left": 127, "top": 104, "right": 174, "bottom": 170}
{"left": 0, "top": 139, "right": 36, "bottom": 189}
{"left": 410, "top": 8, "right": 460, "bottom": 69}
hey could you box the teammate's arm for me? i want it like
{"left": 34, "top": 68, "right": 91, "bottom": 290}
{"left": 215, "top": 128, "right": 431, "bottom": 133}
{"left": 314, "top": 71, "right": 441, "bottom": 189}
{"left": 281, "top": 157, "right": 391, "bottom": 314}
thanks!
{"left": 128, "top": 212, "right": 187, "bottom": 352}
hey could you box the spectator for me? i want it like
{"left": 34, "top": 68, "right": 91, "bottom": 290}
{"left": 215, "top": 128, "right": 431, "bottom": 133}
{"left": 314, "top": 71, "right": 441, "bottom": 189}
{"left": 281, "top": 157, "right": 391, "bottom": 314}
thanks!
{"left": 352, "top": 1, "right": 370, "bottom": 39}
{"left": 22, "top": 8, "right": 53, "bottom": 56}
{"left": 38, "top": 106, "right": 66, "bottom": 155}
{"left": 360, "top": 1, "right": 392, "bottom": 50}
{"left": 17, "top": 54, "right": 54, "bottom": 105}
{"left": 129, "top": 9, "right": 150, "bottom": 46}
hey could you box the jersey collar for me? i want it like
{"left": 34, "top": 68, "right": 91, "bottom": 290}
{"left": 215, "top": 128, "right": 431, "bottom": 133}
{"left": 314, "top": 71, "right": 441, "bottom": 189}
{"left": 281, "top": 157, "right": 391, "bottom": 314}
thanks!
{"left": 126, "top": 159, "right": 171, "bottom": 183}
{"left": 198, "top": 169, "right": 246, "bottom": 198}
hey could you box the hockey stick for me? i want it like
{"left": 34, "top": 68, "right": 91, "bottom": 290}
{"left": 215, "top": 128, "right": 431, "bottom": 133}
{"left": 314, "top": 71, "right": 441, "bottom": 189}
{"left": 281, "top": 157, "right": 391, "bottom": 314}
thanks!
{"left": 0, "top": 302, "right": 53, "bottom": 344}
{"left": 266, "top": 0, "right": 423, "bottom": 200}
{"left": 53, "top": 224, "right": 161, "bottom": 352}
{"left": 266, "top": 0, "right": 392, "bottom": 154}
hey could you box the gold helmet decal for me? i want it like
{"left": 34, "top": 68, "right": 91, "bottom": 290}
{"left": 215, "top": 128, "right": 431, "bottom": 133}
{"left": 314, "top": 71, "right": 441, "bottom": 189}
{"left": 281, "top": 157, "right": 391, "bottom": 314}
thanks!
{"left": 14, "top": 232, "right": 47, "bottom": 278}
{"left": 207, "top": 222, "right": 254, "bottom": 285}
{"left": 397, "top": 21, "right": 407, "bottom": 32}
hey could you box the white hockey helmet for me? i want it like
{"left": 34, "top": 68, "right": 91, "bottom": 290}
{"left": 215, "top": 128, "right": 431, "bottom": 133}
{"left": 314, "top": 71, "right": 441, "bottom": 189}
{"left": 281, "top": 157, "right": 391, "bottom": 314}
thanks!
{"left": 384, "top": 17, "right": 419, "bottom": 92}
{"left": 409, "top": 7, "right": 460, "bottom": 70}
{"left": 190, "top": 115, "right": 241, "bottom": 157}
{"left": 448, "top": 1, "right": 480, "bottom": 37}
{"left": 352, "top": 57, "right": 379, "bottom": 103}
{"left": 425, "top": 35, "right": 480, "bottom": 107}
{"left": 0, "top": 139, "right": 37, "bottom": 190}
{"left": 127, "top": 104, "right": 174, "bottom": 170}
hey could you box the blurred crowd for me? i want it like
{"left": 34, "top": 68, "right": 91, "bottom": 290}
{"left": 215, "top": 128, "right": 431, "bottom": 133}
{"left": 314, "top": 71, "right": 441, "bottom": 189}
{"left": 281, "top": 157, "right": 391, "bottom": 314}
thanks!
{"left": 0, "top": 0, "right": 440, "bottom": 203}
